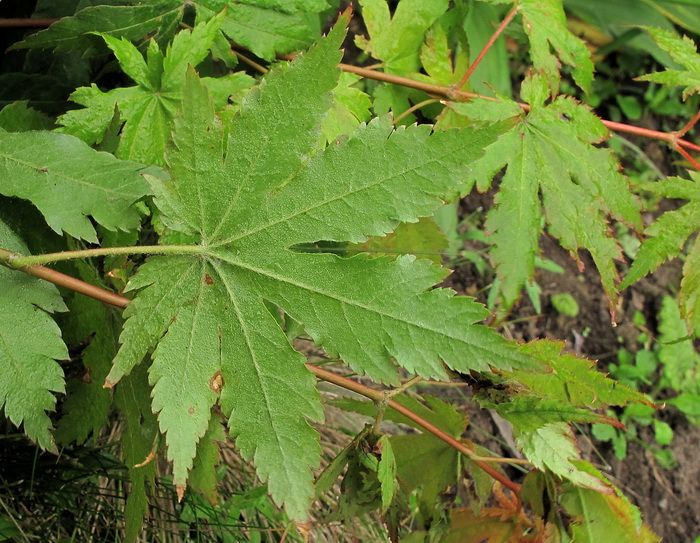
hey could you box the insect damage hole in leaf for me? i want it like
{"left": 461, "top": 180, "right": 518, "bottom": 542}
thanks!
{"left": 104, "top": 13, "right": 532, "bottom": 520}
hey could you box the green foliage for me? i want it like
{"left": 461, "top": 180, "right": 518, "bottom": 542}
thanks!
{"left": 452, "top": 73, "right": 642, "bottom": 314}
{"left": 638, "top": 26, "right": 700, "bottom": 99}
{"left": 0, "top": 220, "right": 67, "bottom": 452}
{"left": 492, "top": 0, "right": 594, "bottom": 95}
{"left": 12, "top": 0, "right": 328, "bottom": 61}
{"left": 0, "top": 131, "right": 151, "bottom": 242}
{"left": 97, "top": 17, "right": 527, "bottom": 521}
{"left": 621, "top": 173, "right": 700, "bottom": 335}
{"left": 3, "top": 0, "right": 700, "bottom": 539}
{"left": 58, "top": 13, "right": 254, "bottom": 166}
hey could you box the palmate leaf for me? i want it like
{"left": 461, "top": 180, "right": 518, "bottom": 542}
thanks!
{"left": 637, "top": 26, "right": 700, "bottom": 99}
{"left": 452, "top": 73, "right": 642, "bottom": 315}
{"left": 0, "top": 130, "right": 151, "bottom": 242}
{"left": 104, "top": 16, "right": 531, "bottom": 519}
{"left": 620, "top": 173, "right": 700, "bottom": 335}
{"left": 58, "top": 12, "right": 255, "bottom": 167}
{"left": 0, "top": 218, "right": 68, "bottom": 452}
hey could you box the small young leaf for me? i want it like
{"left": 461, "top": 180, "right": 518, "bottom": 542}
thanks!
{"left": 0, "top": 219, "right": 68, "bottom": 452}
{"left": 638, "top": 26, "right": 700, "bottom": 99}
{"left": 376, "top": 435, "right": 397, "bottom": 511}
{"left": 551, "top": 293, "right": 580, "bottom": 317}
{"left": 621, "top": 173, "right": 700, "bottom": 335}
{"left": 59, "top": 13, "right": 228, "bottom": 166}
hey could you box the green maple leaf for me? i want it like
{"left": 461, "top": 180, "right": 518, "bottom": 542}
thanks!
{"left": 195, "top": 0, "right": 326, "bottom": 61}
{"left": 0, "top": 130, "right": 151, "bottom": 242}
{"left": 488, "top": 0, "right": 594, "bottom": 95}
{"left": 452, "top": 73, "right": 642, "bottom": 314}
{"left": 14, "top": 0, "right": 326, "bottom": 61}
{"left": 58, "top": 12, "right": 254, "bottom": 167}
{"left": 355, "top": 0, "right": 449, "bottom": 73}
{"left": 637, "top": 26, "right": 700, "bottom": 99}
{"left": 620, "top": 173, "right": 700, "bottom": 335}
{"left": 355, "top": 0, "right": 449, "bottom": 120}
{"left": 104, "top": 17, "right": 530, "bottom": 519}
{"left": 0, "top": 219, "right": 68, "bottom": 452}
{"left": 512, "top": 340, "right": 652, "bottom": 409}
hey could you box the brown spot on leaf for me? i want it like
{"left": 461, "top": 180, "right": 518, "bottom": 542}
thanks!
{"left": 210, "top": 371, "right": 223, "bottom": 394}
{"left": 176, "top": 485, "right": 186, "bottom": 502}
{"left": 188, "top": 407, "right": 195, "bottom": 415}
{"left": 204, "top": 273, "right": 214, "bottom": 285}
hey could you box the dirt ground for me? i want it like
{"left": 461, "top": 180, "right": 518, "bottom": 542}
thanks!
{"left": 443, "top": 190, "right": 700, "bottom": 542}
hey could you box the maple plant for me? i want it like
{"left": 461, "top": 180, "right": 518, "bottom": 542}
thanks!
{"left": 0, "top": 0, "right": 699, "bottom": 541}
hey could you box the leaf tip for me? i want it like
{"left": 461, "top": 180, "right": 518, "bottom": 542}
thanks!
{"left": 176, "top": 485, "right": 186, "bottom": 502}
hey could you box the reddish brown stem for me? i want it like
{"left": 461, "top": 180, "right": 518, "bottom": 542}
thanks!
{"left": 309, "top": 365, "right": 522, "bottom": 497}
{"left": 339, "top": 64, "right": 700, "bottom": 167}
{"left": 675, "top": 143, "right": 700, "bottom": 170}
{"left": 15, "top": 264, "right": 129, "bottom": 308}
{"left": 677, "top": 109, "right": 700, "bottom": 138}
{"left": 0, "top": 18, "right": 58, "bottom": 28}
{"left": 456, "top": 4, "right": 520, "bottom": 90}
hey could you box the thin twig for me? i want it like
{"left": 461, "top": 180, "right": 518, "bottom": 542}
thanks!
{"left": 675, "top": 143, "right": 700, "bottom": 170}
{"left": 10, "top": 262, "right": 129, "bottom": 309}
{"left": 456, "top": 4, "right": 520, "bottom": 90}
{"left": 309, "top": 365, "right": 522, "bottom": 497}
{"left": 0, "top": 18, "right": 58, "bottom": 28}
{"left": 233, "top": 50, "right": 268, "bottom": 74}
{"left": 676, "top": 109, "right": 700, "bottom": 138}
{"left": 393, "top": 98, "right": 438, "bottom": 125}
